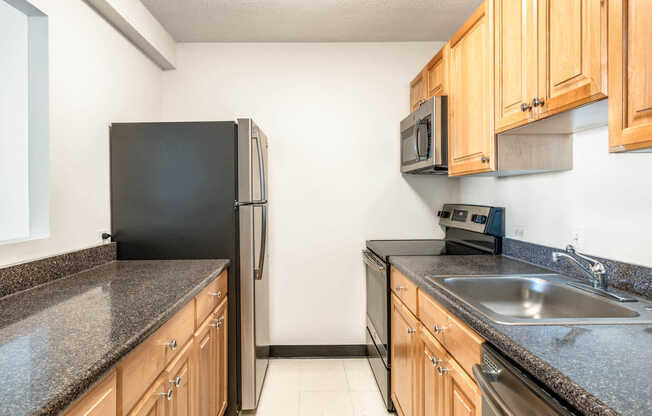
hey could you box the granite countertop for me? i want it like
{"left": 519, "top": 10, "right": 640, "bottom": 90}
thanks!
{"left": 390, "top": 255, "right": 652, "bottom": 416}
{"left": 0, "top": 259, "right": 230, "bottom": 416}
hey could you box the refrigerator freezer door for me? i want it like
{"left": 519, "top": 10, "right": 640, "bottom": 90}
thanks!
{"left": 238, "top": 119, "right": 270, "bottom": 411}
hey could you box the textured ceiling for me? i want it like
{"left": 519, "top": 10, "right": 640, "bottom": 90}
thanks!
{"left": 141, "top": 0, "right": 483, "bottom": 42}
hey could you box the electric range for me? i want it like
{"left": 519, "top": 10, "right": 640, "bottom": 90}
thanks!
{"left": 363, "top": 204, "right": 504, "bottom": 411}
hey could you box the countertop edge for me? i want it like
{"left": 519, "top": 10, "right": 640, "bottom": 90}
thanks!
{"left": 389, "top": 259, "right": 620, "bottom": 416}
{"left": 35, "top": 260, "right": 230, "bottom": 416}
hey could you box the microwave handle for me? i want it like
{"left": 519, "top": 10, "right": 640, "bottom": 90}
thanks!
{"left": 415, "top": 119, "right": 421, "bottom": 160}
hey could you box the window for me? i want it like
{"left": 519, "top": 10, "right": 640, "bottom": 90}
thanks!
{"left": 0, "top": 0, "right": 48, "bottom": 243}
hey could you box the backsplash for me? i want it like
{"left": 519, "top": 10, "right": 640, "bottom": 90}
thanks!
{"left": 0, "top": 243, "right": 116, "bottom": 298}
{"left": 503, "top": 238, "right": 652, "bottom": 300}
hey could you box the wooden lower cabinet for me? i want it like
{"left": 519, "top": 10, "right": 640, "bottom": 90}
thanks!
{"left": 419, "top": 328, "right": 446, "bottom": 416}
{"left": 442, "top": 357, "right": 482, "bottom": 416}
{"left": 64, "top": 371, "right": 117, "bottom": 416}
{"left": 391, "top": 294, "right": 419, "bottom": 416}
{"left": 194, "top": 298, "right": 229, "bottom": 416}
{"left": 64, "top": 272, "right": 229, "bottom": 416}
{"left": 128, "top": 377, "right": 170, "bottom": 416}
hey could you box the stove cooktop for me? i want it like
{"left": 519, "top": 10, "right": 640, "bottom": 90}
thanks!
{"left": 366, "top": 239, "right": 489, "bottom": 261}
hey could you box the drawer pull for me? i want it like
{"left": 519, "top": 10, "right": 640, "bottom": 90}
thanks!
{"left": 437, "top": 366, "right": 449, "bottom": 376}
{"left": 169, "top": 376, "right": 181, "bottom": 387}
{"left": 209, "top": 318, "right": 224, "bottom": 328}
{"left": 161, "top": 388, "right": 173, "bottom": 400}
{"left": 164, "top": 339, "right": 178, "bottom": 351}
{"left": 209, "top": 291, "right": 223, "bottom": 298}
{"left": 407, "top": 327, "right": 416, "bottom": 334}
{"left": 431, "top": 357, "right": 442, "bottom": 367}
{"left": 433, "top": 324, "right": 448, "bottom": 334}
{"left": 395, "top": 286, "right": 407, "bottom": 292}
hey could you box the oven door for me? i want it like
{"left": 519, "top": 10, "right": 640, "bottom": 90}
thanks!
{"left": 363, "top": 250, "right": 388, "bottom": 363}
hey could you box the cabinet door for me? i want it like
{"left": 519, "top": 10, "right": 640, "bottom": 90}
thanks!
{"left": 195, "top": 313, "right": 216, "bottom": 416}
{"left": 128, "top": 377, "right": 170, "bottom": 416}
{"left": 411, "top": 70, "right": 427, "bottom": 111}
{"left": 538, "top": 0, "right": 607, "bottom": 117}
{"left": 494, "top": 0, "right": 537, "bottom": 132}
{"left": 609, "top": 0, "right": 652, "bottom": 152}
{"left": 166, "top": 341, "right": 194, "bottom": 416}
{"left": 64, "top": 371, "right": 117, "bottom": 416}
{"left": 448, "top": 1, "right": 496, "bottom": 176}
{"left": 426, "top": 44, "right": 449, "bottom": 97}
{"left": 419, "top": 328, "right": 446, "bottom": 416}
{"left": 442, "top": 358, "right": 481, "bottom": 416}
{"left": 391, "top": 294, "right": 418, "bottom": 416}
{"left": 215, "top": 299, "right": 228, "bottom": 416}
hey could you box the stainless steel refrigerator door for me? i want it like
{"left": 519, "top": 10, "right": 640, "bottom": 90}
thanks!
{"left": 238, "top": 119, "right": 270, "bottom": 411}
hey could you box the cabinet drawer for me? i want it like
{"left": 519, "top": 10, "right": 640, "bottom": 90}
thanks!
{"left": 119, "top": 300, "right": 195, "bottom": 415}
{"left": 196, "top": 270, "right": 228, "bottom": 326}
{"left": 418, "top": 289, "right": 450, "bottom": 345}
{"left": 64, "top": 370, "right": 116, "bottom": 416}
{"left": 390, "top": 267, "right": 418, "bottom": 315}
{"left": 418, "top": 290, "right": 483, "bottom": 377}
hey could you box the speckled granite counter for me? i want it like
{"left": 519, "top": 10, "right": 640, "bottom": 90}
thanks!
{"left": 0, "top": 259, "right": 230, "bottom": 416}
{"left": 389, "top": 255, "right": 652, "bottom": 416}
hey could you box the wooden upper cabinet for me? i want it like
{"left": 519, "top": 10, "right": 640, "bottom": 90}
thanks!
{"left": 391, "top": 294, "right": 419, "bottom": 416}
{"left": 494, "top": 0, "right": 537, "bottom": 131}
{"left": 537, "top": 0, "right": 607, "bottom": 117}
{"left": 426, "top": 44, "right": 449, "bottom": 97}
{"left": 448, "top": 0, "right": 496, "bottom": 176}
{"left": 609, "top": 0, "right": 652, "bottom": 152}
{"left": 410, "top": 70, "right": 428, "bottom": 111}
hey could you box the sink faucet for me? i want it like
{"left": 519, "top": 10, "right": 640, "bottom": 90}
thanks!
{"left": 552, "top": 244, "right": 608, "bottom": 290}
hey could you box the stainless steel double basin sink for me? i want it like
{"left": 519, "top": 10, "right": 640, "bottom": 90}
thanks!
{"left": 435, "top": 274, "right": 652, "bottom": 325}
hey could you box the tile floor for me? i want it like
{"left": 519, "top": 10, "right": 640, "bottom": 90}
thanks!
{"left": 251, "top": 358, "right": 393, "bottom": 416}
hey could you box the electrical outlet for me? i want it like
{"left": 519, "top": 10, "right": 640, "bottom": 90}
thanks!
{"left": 513, "top": 226, "right": 526, "bottom": 239}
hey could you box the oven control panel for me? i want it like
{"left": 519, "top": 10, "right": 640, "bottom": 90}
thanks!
{"left": 437, "top": 204, "right": 504, "bottom": 236}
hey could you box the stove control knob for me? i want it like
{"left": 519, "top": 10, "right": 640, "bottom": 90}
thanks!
{"left": 471, "top": 215, "right": 487, "bottom": 224}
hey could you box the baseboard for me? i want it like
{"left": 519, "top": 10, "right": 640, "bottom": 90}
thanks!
{"left": 269, "top": 344, "right": 366, "bottom": 358}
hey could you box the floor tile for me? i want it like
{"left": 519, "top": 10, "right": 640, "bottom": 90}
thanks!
{"left": 343, "top": 359, "right": 378, "bottom": 392}
{"left": 299, "top": 359, "right": 349, "bottom": 392}
{"left": 350, "top": 391, "right": 393, "bottom": 416}
{"left": 299, "top": 391, "right": 354, "bottom": 416}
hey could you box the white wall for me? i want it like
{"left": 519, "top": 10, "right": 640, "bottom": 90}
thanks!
{"left": 0, "top": 0, "right": 163, "bottom": 267}
{"left": 0, "top": 1, "right": 29, "bottom": 242}
{"left": 458, "top": 126, "right": 652, "bottom": 268}
{"left": 160, "top": 42, "right": 456, "bottom": 345}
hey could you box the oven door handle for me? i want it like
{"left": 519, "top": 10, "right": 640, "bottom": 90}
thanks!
{"left": 472, "top": 364, "right": 516, "bottom": 416}
{"left": 362, "top": 250, "right": 386, "bottom": 273}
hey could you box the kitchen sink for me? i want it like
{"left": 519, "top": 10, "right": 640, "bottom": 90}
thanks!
{"left": 438, "top": 275, "right": 652, "bottom": 325}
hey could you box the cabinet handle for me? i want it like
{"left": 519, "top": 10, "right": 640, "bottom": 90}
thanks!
{"left": 431, "top": 357, "right": 442, "bottom": 367}
{"left": 434, "top": 324, "right": 448, "bottom": 334}
{"left": 481, "top": 156, "right": 489, "bottom": 163}
{"left": 209, "top": 291, "right": 223, "bottom": 298}
{"left": 210, "top": 317, "right": 225, "bottom": 328}
{"left": 164, "top": 339, "right": 178, "bottom": 351}
{"left": 532, "top": 97, "right": 545, "bottom": 107}
{"left": 520, "top": 102, "right": 532, "bottom": 112}
{"left": 407, "top": 327, "right": 416, "bottom": 334}
{"left": 169, "top": 376, "right": 181, "bottom": 387}
{"left": 160, "top": 388, "right": 173, "bottom": 400}
{"left": 437, "top": 366, "right": 449, "bottom": 376}
{"left": 395, "top": 286, "right": 407, "bottom": 292}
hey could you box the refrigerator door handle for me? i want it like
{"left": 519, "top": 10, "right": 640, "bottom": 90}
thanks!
{"left": 235, "top": 199, "right": 267, "bottom": 207}
{"left": 253, "top": 135, "right": 266, "bottom": 200}
{"left": 255, "top": 204, "right": 267, "bottom": 280}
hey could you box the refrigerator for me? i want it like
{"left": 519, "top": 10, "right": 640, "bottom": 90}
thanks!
{"left": 109, "top": 119, "right": 270, "bottom": 412}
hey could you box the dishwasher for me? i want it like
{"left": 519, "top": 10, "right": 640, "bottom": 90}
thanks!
{"left": 473, "top": 344, "right": 578, "bottom": 416}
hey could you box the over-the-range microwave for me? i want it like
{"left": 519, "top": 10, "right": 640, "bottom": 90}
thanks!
{"left": 400, "top": 96, "right": 448, "bottom": 174}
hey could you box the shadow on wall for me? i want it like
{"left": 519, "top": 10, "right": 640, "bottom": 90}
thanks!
{"left": 402, "top": 173, "right": 460, "bottom": 229}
